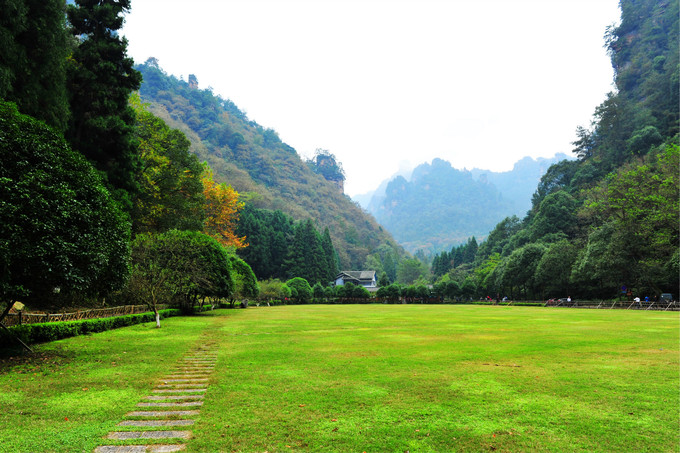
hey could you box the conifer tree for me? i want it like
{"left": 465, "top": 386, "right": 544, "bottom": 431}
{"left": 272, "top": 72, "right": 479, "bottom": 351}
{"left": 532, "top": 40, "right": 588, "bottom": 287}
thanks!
{"left": 285, "top": 220, "right": 329, "bottom": 285}
{"left": 303, "top": 220, "right": 328, "bottom": 285}
{"left": 65, "top": 0, "right": 142, "bottom": 207}
{"left": 321, "top": 227, "right": 339, "bottom": 282}
{"left": 284, "top": 223, "right": 306, "bottom": 280}
{"left": 0, "top": 0, "right": 70, "bottom": 131}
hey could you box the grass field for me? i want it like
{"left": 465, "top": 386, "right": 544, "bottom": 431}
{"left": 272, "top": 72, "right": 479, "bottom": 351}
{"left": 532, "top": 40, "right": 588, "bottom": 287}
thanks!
{"left": 0, "top": 305, "right": 678, "bottom": 452}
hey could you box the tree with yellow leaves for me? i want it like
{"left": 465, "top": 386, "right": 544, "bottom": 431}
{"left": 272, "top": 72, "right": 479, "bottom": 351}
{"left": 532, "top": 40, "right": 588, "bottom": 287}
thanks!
{"left": 202, "top": 168, "right": 247, "bottom": 249}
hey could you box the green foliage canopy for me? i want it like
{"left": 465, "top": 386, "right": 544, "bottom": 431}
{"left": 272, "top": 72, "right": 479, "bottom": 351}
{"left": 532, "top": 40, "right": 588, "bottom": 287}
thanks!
{"left": 128, "top": 230, "right": 233, "bottom": 311}
{"left": 0, "top": 101, "right": 131, "bottom": 313}
{"left": 131, "top": 95, "right": 205, "bottom": 234}
{"left": 285, "top": 277, "right": 312, "bottom": 304}
{"left": 0, "top": 0, "right": 70, "bottom": 131}
{"left": 66, "top": 0, "right": 143, "bottom": 203}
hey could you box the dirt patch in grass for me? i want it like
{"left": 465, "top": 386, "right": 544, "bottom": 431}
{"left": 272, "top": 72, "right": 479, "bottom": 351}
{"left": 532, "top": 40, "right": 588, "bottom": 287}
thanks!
{"left": 0, "top": 347, "right": 73, "bottom": 372}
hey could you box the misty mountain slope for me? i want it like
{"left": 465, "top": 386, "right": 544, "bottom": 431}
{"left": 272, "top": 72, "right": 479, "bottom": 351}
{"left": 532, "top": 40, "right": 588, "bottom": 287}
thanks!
{"left": 136, "top": 60, "right": 402, "bottom": 268}
{"left": 367, "top": 156, "right": 566, "bottom": 253}
{"left": 469, "top": 154, "right": 570, "bottom": 212}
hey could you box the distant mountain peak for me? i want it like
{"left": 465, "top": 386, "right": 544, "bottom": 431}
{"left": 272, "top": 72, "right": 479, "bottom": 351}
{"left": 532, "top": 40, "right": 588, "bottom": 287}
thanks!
{"left": 361, "top": 154, "right": 569, "bottom": 253}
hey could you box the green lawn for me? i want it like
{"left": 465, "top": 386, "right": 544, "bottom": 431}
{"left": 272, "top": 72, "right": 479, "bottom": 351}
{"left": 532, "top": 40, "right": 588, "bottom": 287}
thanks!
{"left": 1, "top": 305, "right": 678, "bottom": 452}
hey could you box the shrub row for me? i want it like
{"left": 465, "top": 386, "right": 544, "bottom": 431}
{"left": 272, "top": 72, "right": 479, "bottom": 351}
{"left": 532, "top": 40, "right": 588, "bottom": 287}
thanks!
{"left": 0, "top": 309, "right": 181, "bottom": 348}
{"left": 253, "top": 299, "right": 550, "bottom": 309}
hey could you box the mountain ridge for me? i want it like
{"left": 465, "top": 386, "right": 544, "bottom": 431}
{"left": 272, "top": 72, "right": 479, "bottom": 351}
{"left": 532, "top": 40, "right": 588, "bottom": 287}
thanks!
{"left": 135, "top": 59, "right": 404, "bottom": 268}
{"left": 361, "top": 153, "right": 568, "bottom": 253}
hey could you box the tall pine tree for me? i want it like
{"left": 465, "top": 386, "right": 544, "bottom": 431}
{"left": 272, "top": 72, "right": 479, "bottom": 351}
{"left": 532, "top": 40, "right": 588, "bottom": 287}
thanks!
{"left": 321, "top": 227, "right": 339, "bottom": 282}
{"left": 66, "top": 0, "right": 142, "bottom": 208}
{"left": 0, "top": 0, "right": 70, "bottom": 131}
{"left": 285, "top": 220, "right": 331, "bottom": 285}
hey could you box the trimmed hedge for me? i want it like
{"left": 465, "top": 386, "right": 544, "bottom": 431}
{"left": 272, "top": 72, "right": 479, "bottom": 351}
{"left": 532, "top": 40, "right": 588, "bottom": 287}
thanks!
{"left": 0, "top": 309, "right": 181, "bottom": 348}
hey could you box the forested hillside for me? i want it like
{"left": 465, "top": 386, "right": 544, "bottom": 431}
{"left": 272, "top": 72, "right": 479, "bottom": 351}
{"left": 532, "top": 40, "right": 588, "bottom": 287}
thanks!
{"left": 435, "top": 0, "right": 679, "bottom": 300}
{"left": 135, "top": 60, "right": 402, "bottom": 269}
{"left": 366, "top": 155, "right": 566, "bottom": 252}
{"left": 371, "top": 159, "right": 514, "bottom": 253}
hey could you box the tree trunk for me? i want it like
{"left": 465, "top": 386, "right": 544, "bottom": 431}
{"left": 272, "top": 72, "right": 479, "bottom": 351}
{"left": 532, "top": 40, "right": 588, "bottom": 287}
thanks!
{"left": 154, "top": 306, "right": 160, "bottom": 328}
{"left": 0, "top": 301, "right": 13, "bottom": 325}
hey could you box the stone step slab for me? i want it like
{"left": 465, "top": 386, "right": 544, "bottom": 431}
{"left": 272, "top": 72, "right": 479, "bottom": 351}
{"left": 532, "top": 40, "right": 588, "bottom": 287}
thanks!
{"left": 152, "top": 389, "right": 206, "bottom": 394}
{"left": 144, "top": 395, "right": 204, "bottom": 400}
{"left": 160, "top": 379, "right": 208, "bottom": 383}
{"left": 155, "top": 384, "right": 206, "bottom": 389}
{"left": 107, "top": 431, "right": 192, "bottom": 440}
{"left": 136, "top": 402, "right": 203, "bottom": 407}
{"left": 126, "top": 410, "right": 200, "bottom": 417}
{"left": 175, "top": 367, "right": 214, "bottom": 371}
{"left": 117, "top": 420, "right": 195, "bottom": 427}
{"left": 95, "top": 445, "right": 185, "bottom": 453}
{"left": 163, "top": 374, "right": 210, "bottom": 379}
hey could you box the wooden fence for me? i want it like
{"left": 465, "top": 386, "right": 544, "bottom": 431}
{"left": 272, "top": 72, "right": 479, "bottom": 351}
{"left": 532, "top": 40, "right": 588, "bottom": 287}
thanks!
{"left": 3, "top": 304, "right": 169, "bottom": 327}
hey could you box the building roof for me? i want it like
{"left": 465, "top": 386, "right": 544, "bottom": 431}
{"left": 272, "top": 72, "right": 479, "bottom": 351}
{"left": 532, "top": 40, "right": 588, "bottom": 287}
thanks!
{"left": 337, "top": 270, "right": 376, "bottom": 281}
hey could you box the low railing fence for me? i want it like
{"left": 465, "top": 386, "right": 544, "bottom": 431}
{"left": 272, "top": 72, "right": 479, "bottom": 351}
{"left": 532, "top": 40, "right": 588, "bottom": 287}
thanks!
{"left": 3, "top": 304, "right": 169, "bottom": 327}
{"left": 545, "top": 299, "right": 679, "bottom": 311}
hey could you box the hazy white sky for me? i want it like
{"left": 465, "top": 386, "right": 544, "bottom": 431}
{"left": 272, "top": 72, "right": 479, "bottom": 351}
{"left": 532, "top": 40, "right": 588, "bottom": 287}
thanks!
{"left": 122, "top": 0, "right": 621, "bottom": 196}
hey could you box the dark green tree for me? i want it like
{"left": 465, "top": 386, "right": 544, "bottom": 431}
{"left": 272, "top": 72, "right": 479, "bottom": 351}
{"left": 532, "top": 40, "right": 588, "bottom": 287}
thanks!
{"left": 0, "top": 0, "right": 70, "bottom": 131}
{"left": 321, "top": 227, "right": 339, "bottom": 282}
{"left": 285, "top": 277, "right": 312, "bottom": 304}
{"left": 336, "top": 282, "right": 354, "bottom": 300}
{"left": 65, "top": 0, "right": 143, "bottom": 207}
{"left": 285, "top": 220, "right": 329, "bottom": 285}
{"left": 237, "top": 206, "right": 294, "bottom": 280}
{"left": 380, "top": 247, "right": 398, "bottom": 283}
{"left": 445, "top": 280, "right": 461, "bottom": 301}
{"left": 534, "top": 240, "right": 578, "bottom": 298}
{"left": 0, "top": 101, "right": 130, "bottom": 321}
{"left": 460, "top": 278, "right": 478, "bottom": 300}
{"left": 530, "top": 160, "right": 579, "bottom": 211}
{"left": 462, "top": 237, "right": 478, "bottom": 264}
{"left": 128, "top": 230, "right": 233, "bottom": 312}
{"left": 353, "top": 285, "right": 371, "bottom": 300}
{"left": 502, "top": 243, "right": 547, "bottom": 299}
{"left": 530, "top": 191, "right": 580, "bottom": 241}
{"left": 570, "top": 222, "right": 630, "bottom": 299}
{"left": 312, "top": 282, "right": 326, "bottom": 301}
{"left": 396, "top": 258, "right": 429, "bottom": 285}
{"left": 475, "top": 216, "right": 522, "bottom": 261}
{"left": 229, "top": 256, "right": 259, "bottom": 305}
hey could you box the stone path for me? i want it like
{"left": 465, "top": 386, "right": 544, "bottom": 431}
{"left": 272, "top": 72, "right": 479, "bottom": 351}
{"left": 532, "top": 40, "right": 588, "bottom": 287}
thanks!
{"left": 94, "top": 345, "right": 218, "bottom": 453}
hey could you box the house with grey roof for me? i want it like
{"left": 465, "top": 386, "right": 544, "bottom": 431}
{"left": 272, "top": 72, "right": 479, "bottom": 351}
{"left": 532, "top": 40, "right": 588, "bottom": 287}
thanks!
{"left": 334, "top": 271, "right": 377, "bottom": 289}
